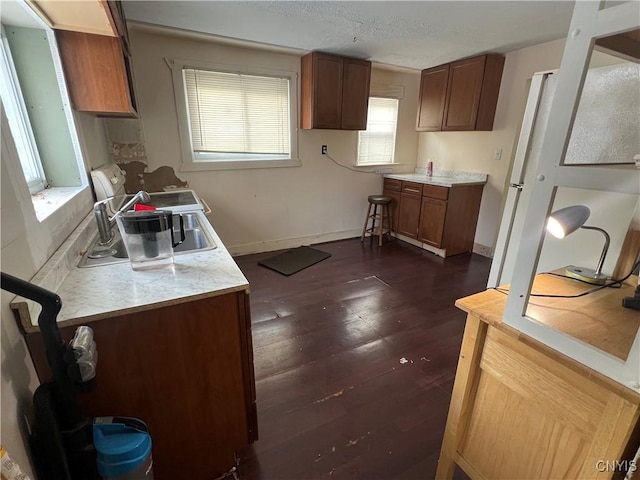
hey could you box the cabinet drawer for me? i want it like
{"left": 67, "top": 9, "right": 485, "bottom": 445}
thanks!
{"left": 401, "top": 181, "right": 423, "bottom": 196}
{"left": 422, "top": 184, "right": 449, "bottom": 200}
{"left": 383, "top": 178, "right": 402, "bottom": 192}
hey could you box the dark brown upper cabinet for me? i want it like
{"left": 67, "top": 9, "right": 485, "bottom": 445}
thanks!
{"left": 594, "top": 28, "right": 640, "bottom": 62}
{"left": 416, "top": 54, "right": 504, "bottom": 132}
{"left": 416, "top": 64, "right": 450, "bottom": 131}
{"left": 301, "top": 52, "right": 371, "bottom": 130}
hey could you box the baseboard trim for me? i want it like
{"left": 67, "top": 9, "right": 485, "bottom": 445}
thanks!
{"left": 473, "top": 243, "right": 492, "bottom": 258}
{"left": 392, "top": 234, "right": 492, "bottom": 259}
{"left": 228, "top": 229, "right": 362, "bottom": 256}
{"left": 393, "top": 233, "right": 446, "bottom": 257}
{"left": 228, "top": 231, "right": 494, "bottom": 258}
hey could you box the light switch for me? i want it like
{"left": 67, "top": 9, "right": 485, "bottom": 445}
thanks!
{"left": 494, "top": 148, "right": 503, "bottom": 161}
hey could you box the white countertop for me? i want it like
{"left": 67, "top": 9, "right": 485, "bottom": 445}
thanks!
{"left": 384, "top": 170, "right": 487, "bottom": 187}
{"left": 12, "top": 210, "right": 249, "bottom": 333}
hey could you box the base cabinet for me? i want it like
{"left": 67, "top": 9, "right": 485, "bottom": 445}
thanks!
{"left": 384, "top": 178, "right": 484, "bottom": 256}
{"left": 25, "top": 290, "right": 257, "bottom": 479}
{"left": 419, "top": 184, "right": 483, "bottom": 255}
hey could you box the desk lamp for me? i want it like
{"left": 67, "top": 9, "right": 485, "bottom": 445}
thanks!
{"left": 546, "top": 205, "right": 610, "bottom": 285}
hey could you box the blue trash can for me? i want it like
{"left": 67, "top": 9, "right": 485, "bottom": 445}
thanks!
{"left": 93, "top": 418, "right": 153, "bottom": 479}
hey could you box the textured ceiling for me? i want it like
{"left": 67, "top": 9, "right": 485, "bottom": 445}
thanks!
{"left": 123, "top": 0, "right": 576, "bottom": 70}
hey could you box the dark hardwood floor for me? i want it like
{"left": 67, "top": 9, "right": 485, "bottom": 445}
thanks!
{"left": 234, "top": 237, "right": 491, "bottom": 479}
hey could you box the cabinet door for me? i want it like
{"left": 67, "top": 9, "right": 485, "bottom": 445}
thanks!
{"left": 383, "top": 189, "right": 401, "bottom": 233}
{"left": 341, "top": 58, "right": 371, "bottom": 130}
{"left": 56, "top": 31, "right": 136, "bottom": 117}
{"left": 442, "top": 56, "right": 486, "bottom": 131}
{"left": 398, "top": 192, "right": 422, "bottom": 239}
{"left": 418, "top": 196, "right": 447, "bottom": 246}
{"left": 24, "top": 292, "right": 256, "bottom": 479}
{"left": 416, "top": 64, "right": 450, "bottom": 131}
{"left": 312, "top": 53, "right": 343, "bottom": 129}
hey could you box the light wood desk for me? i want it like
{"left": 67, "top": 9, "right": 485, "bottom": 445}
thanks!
{"left": 437, "top": 274, "right": 640, "bottom": 480}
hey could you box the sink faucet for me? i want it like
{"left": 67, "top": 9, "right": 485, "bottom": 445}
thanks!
{"left": 94, "top": 191, "right": 151, "bottom": 245}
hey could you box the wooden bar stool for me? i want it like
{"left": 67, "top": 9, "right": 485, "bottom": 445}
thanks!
{"left": 361, "top": 195, "right": 393, "bottom": 247}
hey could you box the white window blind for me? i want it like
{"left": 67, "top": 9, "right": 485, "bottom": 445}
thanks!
{"left": 184, "top": 68, "right": 291, "bottom": 161}
{"left": 357, "top": 97, "right": 399, "bottom": 165}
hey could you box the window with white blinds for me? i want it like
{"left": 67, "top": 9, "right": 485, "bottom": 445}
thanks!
{"left": 183, "top": 68, "right": 292, "bottom": 162}
{"left": 357, "top": 97, "right": 399, "bottom": 165}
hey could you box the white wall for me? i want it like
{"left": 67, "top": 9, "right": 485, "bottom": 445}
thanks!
{"left": 128, "top": 27, "right": 420, "bottom": 254}
{"left": 416, "top": 38, "right": 625, "bottom": 252}
{"left": 1, "top": 109, "right": 103, "bottom": 474}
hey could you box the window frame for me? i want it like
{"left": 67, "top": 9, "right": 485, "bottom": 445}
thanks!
{"left": 169, "top": 57, "right": 300, "bottom": 172}
{"left": 356, "top": 95, "right": 400, "bottom": 167}
{"left": 0, "top": 25, "right": 47, "bottom": 193}
{"left": 1, "top": 14, "right": 90, "bottom": 221}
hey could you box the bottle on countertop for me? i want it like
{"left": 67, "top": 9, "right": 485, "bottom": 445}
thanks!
{"left": 427, "top": 160, "right": 433, "bottom": 177}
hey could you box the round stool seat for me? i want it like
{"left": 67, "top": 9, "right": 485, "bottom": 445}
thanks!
{"left": 367, "top": 195, "right": 392, "bottom": 205}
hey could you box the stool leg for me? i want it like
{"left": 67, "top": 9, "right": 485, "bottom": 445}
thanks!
{"left": 361, "top": 202, "right": 373, "bottom": 242}
{"left": 381, "top": 205, "right": 390, "bottom": 246}
{"left": 377, "top": 206, "right": 384, "bottom": 247}
{"left": 371, "top": 204, "right": 378, "bottom": 242}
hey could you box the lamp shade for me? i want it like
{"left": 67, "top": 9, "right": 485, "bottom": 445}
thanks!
{"left": 546, "top": 205, "right": 591, "bottom": 239}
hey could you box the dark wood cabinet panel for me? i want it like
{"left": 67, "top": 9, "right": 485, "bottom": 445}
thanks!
{"left": 416, "top": 64, "right": 450, "bottom": 131}
{"left": 401, "top": 181, "right": 423, "bottom": 196}
{"left": 25, "top": 291, "right": 257, "bottom": 479}
{"left": 56, "top": 30, "right": 137, "bottom": 117}
{"left": 418, "top": 197, "right": 447, "bottom": 246}
{"left": 474, "top": 55, "right": 506, "bottom": 131}
{"left": 440, "top": 184, "right": 484, "bottom": 255}
{"left": 312, "top": 53, "right": 343, "bottom": 128}
{"left": 301, "top": 51, "right": 371, "bottom": 130}
{"left": 422, "top": 184, "right": 449, "bottom": 201}
{"left": 397, "top": 191, "right": 422, "bottom": 239}
{"left": 383, "top": 178, "right": 402, "bottom": 192}
{"left": 442, "top": 56, "right": 485, "bottom": 131}
{"left": 595, "top": 29, "right": 640, "bottom": 62}
{"left": 417, "top": 184, "right": 483, "bottom": 255}
{"left": 341, "top": 58, "right": 371, "bottom": 129}
{"left": 416, "top": 54, "right": 504, "bottom": 132}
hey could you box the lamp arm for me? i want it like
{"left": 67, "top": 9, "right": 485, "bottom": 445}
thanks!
{"left": 581, "top": 225, "right": 610, "bottom": 275}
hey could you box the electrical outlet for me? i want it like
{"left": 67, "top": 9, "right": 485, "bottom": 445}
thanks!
{"left": 374, "top": 168, "right": 394, "bottom": 174}
{"left": 321, "top": 145, "right": 327, "bottom": 155}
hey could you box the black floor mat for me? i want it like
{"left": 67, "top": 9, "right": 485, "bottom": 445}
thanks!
{"left": 258, "top": 246, "right": 331, "bottom": 276}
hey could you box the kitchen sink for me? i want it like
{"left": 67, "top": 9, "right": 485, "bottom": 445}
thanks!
{"left": 78, "top": 212, "right": 216, "bottom": 267}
